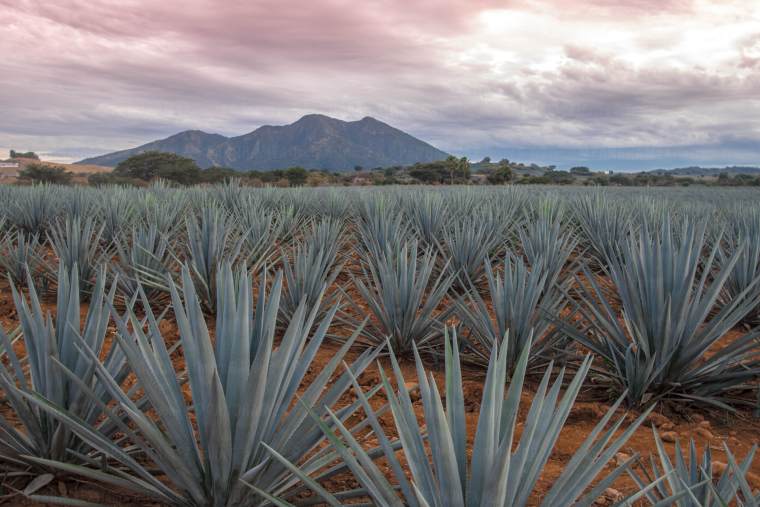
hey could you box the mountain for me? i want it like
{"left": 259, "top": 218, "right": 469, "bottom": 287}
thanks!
{"left": 77, "top": 114, "right": 450, "bottom": 171}
{"left": 78, "top": 130, "right": 228, "bottom": 169}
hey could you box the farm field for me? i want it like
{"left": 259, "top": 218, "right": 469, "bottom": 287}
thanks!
{"left": 1, "top": 183, "right": 760, "bottom": 506}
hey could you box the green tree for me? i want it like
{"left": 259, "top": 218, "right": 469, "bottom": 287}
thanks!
{"left": 284, "top": 166, "right": 308, "bottom": 186}
{"left": 609, "top": 174, "right": 631, "bottom": 186}
{"left": 570, "top": 166, "right": 592, "bottom": 176}
{"left": 444, "top": 156, "right": 471, "bottom": 184}
{"left": 10, "top": 150, "right": 40, "bottom": 160}
{"left": 486, "top": 161, "right": 513, "bottom": 184}
{"left": 113, "top": 151, "right": 201, "bottom": 184}
{"left": 458, "top": 156, "right": 471, "bottom": 181}
{"left": 409, "top": 161, "right": 448, "bottom": 184}
{"left": 18, "top": 163, "right": 73, "bottom": 184}
{"left": 384, "top": 166, "right": 400, "bottom": 178}
{"left": 546, "top": 170, "right": 574, "bottom": 185}
{"left": 445, "top": 155, "right": 458, "bottom": 184}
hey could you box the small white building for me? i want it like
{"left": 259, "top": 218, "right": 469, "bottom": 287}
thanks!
{"left": 0, "top": 161, "right": 20, "bottom": 179}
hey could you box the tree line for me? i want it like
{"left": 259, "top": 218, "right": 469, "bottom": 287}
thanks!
{"left": 12, "top": 151, "right": 760, "bottom": 187}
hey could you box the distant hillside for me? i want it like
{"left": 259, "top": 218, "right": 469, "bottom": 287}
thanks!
{"left": 78, "top": 114, "right": 450, "bottom": 171}
{"left": 648, "top": 166, "right": 760, "bottom": 176}
{"left": 78, "top": 131, "right": 227, "bottom": 169}
{"left": 0, "top": 157, "right": 110, "bottom": 182}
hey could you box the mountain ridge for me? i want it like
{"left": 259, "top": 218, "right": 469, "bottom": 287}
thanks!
{"left": 77, "top": 114, "right": 450, "bottom": 171}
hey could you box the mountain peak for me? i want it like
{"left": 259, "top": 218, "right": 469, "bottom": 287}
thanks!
{"left": 77, "top": 114, "right": 450, "bottom": 171}
{"left": 293, "top": 113, "right": 334, "bottom": 123}
{"left": 170, "top": 129, "right": 224, "bottom": 140}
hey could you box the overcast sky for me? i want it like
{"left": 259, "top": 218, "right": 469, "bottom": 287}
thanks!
{"left": 1, "top": 0, "right": 759, "bottom": 170}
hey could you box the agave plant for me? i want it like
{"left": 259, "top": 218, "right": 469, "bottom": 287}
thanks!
{"left": 46, "top": 215, "right": 108, "bottom": 293}
{"left": 311, "top": 188, "right": 355, "bottom": 220}
{"left": 0, "top": 229, "right": 41, "bottom": 285}
{"left": 403, "top": 192, "right": 449, "bottom": 247}
{"left": 517, "top": 213, "right": 577, "bottom": 289}
{"left": 111, "top": 223, "right": 175, "bottom": 301}
{"left": 440, "top": 216, "right": 504, "bottom": 287}
{"left": 629, "top": 429, "right": 758, "bottom": 506}
{"left": 356, "top": 198, "right": 411, "bottom": 269}
{"left": 0, "top": 265, "right": 129, "bottom": 472}
{"left": 98, "top": 189, "right": 137, "bottom": 244}
{"left": 7, "top": 185, "right": 57, "bottom": 235}
{"left": 280, "top": 218, "right": 344, "bottom": 322}
{"left": 213, "top": 178, "right": 246, "bottom": 212}
{"left": 260, "top": 330, "right": 653, "bottom": 506}
{"left": 24, "top": 263, "right": 384, "bottom": 506}
{"left": 572, "top": 192, "right": 634, "bottom": 266}
{"left": 559, "top": 219, "right": 760, "bottom": 409}
{"left": 60, "top": 186, "right": 96, "bottom": 221}
{"left": 719, "top": 210, "right": 760, "bottom": 326}
{"left": 135, "top": 191, "right": 187, "bottom": 238}
{"left": 233, "top": 196, "right": 288, "bottom": 271}
{"left": 185, "top": 205, "right": 246, "bottom": 310}
{"left": 344, "top": 241, "right": 455, "bottom": 354}
{"left": 456, "top": 254, "right": 566, "bottom": 370}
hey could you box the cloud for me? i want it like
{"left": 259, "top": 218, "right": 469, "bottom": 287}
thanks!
{"left": 1, "top": 0, "right": 759, "bottom": 169}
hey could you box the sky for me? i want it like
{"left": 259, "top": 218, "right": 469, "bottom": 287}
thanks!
{"left": 1, "top": 0, "right": 759, "bottom": 170}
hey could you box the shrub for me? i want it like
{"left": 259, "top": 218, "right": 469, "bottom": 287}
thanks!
{"left": 18, "top": 163, "right": 73, "bottom": 184}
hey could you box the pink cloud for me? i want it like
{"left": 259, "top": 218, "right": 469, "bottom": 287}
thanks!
{"left": 1, "top": 0, "right": 759, "bottom": 169}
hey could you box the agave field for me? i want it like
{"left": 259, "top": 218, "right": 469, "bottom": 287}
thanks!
{"left": 1, "top": 183, "right": 760, "bottom": 506}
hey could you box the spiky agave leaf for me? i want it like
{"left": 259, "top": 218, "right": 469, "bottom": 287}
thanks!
{"left": 7, "top": 184, "right": 57, "bottom": 235}
{"left": 517, "top": 212, "right": 577, "bottom": 290}
{"left": 184, "top": 205, "right": 246, "bottom": 311}
{"left": 724, "top": 448, "right": 760, "bottom": 507}
{"left": 134, "top": 191, "right": 187, "bottom": 238}
{"left": 0, "top": 264, "right": 130, "bottom": 467}
{"left": 0, "top": 229, "right": 42, "bottom": 285}
{"left": 572, "top": 192, "right": 634, "bottom": 267}
{"left": 279, "top": 217, "right": 344, "bottom": 323}
{"left": 212, "top": 178, "right": 246, "bottom": 212}
{"left": 59, "top": 187, "right": 97, "bottom": 222}
{"left": 719, "top": 207, "right": 760, "bottom": 327}
{"left": 310, "top": 188, "right": 355, "bottom": 220}
{"left": 628, "top": 428, "right": 757, "bottom": 506}
{"left": 111, "top": 223, "right": 176, "bottom": 302}
{"left": 439, "top": 215, "right": 504, "bottom": 287}
{"left": 262, "top": 328, "right": 653, "bottom": 506}
{"left": 402, "top": 191, "right": 449, "bottom": 247}
{"left": 343, "top": 241, "right": 455, "bottom": 354}
{"left": 559, "top": 219, "right": 760, "bottom": 409}
{"left": 97, "top": 188, "right": 137, "bottom": 245}
{"left": 456, "top": 254, "right": 566, "bottom": 370}
{"left": 233, "top": 194, "right": 290, "bottom": 272}
{"left": 46, "top": 215, "right": 108, "bottom": 294}
{"left": 355, "top": 197, "right": 411, "bottom": 270}
{"left": 21, "top": 262, "right": 385, "bottom": 506}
